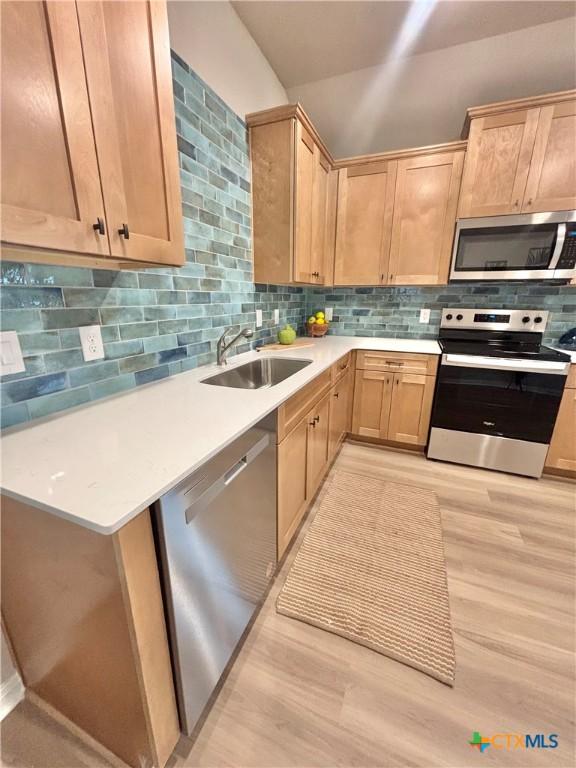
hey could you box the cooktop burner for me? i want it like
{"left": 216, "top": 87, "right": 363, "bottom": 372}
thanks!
{"left": 439, "top": 340, "right": 570, "bottom": 363}
{"left": 437, "top": 307, "right": 570, "bottom": 364}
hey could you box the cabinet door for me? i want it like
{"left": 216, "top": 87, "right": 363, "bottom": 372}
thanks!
{"left": 329, "top": 368, "right": 353, "bottom": 460}
{"left": 545, "top": 385, "right": 576, "bottom": 474}
{"left": 523, "top": 101, "right": 576, "bottom": 213}
{"left": 1, "top": 1, "right": 108, "bottom": 256}
{"left": 351, "top": 369, "right": 393, "bottom": 439}
{"left": 293, "top": 121, "right": 316, "bottom": 283}
{"left": 277, "top": 418, "right": 309, "bottom": 559}
{"left": 458, "top": 109, "right": 539, "bottom": 218}
{"left": 388, "top": 151, "right": 464, "bottom": 285}
{"left": 306, "top": 395, "right": 330, "bottom": 499}
{"left": 388, "top": 373, "right": 435, "bottom": 446}
{"left": 77, "top": 1, "right": 184, "bottom": 266}
{"left": 310, "top": 151, "right": 330, "bottom": 284}
{"left": 334, "top": 161, "right": 397, "bottom": 285}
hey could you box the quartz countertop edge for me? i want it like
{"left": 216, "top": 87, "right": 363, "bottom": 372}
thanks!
{"left": 0, "top": 336, "right": 440, "bottom": 535}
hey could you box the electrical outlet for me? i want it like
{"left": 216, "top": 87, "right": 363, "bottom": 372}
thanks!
{"left": 325, "top": 307, "right": 333, "bottom": 321}
{"left": 255, "top": 309, "right": 262, "bottom": 328}
{"left": 80, "top": 325, "right": 104, "bottom": 361}
{"left": 0, "top": 331, "right": 25, "bottom": 375}
{"left": 273, "top": 308, "right": 280, "bottom": 324}
{"left": 419, "top": 309, "right": 431, "bottom": 323}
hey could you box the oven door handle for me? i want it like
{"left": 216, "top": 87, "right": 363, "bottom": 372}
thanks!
{"left": 442, "top": 354, "right": 569, "bottom": 375}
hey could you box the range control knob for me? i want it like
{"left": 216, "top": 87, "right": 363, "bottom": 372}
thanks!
{"left": 534, "top": 316, "right": 543, "bottom": 324}
{"left": 456, "top": 314, "right": 463, "bottom": 321}
{"left": 446, "top": 313, "right": 453, "bottom": 320}
{"left": 522, "top": 316, "right": 531, "bottom": 323}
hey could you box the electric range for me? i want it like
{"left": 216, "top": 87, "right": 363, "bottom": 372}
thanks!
{"left": 427, "top": 308, "right": 571, "bottom": 478}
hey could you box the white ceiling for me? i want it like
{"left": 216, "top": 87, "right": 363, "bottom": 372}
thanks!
{"left": 232, "top": 1, "right": 576, "bottom": 88}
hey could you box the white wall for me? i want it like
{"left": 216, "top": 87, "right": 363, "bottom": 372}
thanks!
{"left": 287, "top": 18, "right": 576, "bottom": 158}
{"left": 167, "top": 1, "right": 288, "bottom": 119}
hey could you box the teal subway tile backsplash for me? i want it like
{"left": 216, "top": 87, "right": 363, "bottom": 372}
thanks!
{"left": 1, "top": 49, "right": 574, "bottom": 430}
{"left": 306, "top": 283, "right": 576, "bottom": 345}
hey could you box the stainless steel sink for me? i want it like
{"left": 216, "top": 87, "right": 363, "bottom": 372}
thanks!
{"left": 201, "top": 357, "right": 312, "bottom": 389}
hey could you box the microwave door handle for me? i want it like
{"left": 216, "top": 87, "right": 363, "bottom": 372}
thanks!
{"left": 442, "top": 354, "right": 569, "bottom": 375}
{"left": 549, "top": 223, "right": 566, "bottom": 269}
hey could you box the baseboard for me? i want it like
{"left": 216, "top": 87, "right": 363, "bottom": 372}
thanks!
{"left": 0, "top": 670, "right": 25, "bottom": 721}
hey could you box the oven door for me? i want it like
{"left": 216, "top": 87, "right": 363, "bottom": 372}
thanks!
{"left": 449, "top": 213, "right": 570, "bottom": 281}
{"left": 431, "top": 355, "right": 568, "bottom": 443}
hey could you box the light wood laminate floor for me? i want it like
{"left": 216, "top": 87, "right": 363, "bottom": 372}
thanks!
{"left": 2, "top": 443, "right": 575, "bottom": 768}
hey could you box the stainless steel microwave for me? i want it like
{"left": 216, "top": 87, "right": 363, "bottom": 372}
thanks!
{"left": 449, "top": 211, "right": 576, "bottom": 281}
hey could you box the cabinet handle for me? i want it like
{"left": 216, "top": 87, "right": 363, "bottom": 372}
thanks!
{"left": 526, "top": 198, "right": 533, "bottom": 206}
{"left": 93, "top": 217, "right": 106, "bottom": 235}
{"left": 333, "top": 392, "right": 339, "bottom": 399}
{"left": 513, "top": 199, "right": 519, "bottom": 208}
{"left": 312, "top": 271, "right": 320, "bottom": 278}
{"left": 118, "top": 223, "right": 130, "bottom": 239}
{"left": 389, "top": 274, "right": 394, "bottom": 281}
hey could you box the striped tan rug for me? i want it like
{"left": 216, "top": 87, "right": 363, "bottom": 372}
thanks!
{"left": 276, "top": 470, "right": 456, "bottom": 685}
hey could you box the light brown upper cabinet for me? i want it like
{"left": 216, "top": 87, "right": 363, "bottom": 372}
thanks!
{"left": 0, "top": 0, "right": 184, "bottom": 268}
{"left": 334, "top": 142, "right": 465, "bottom": 286}
{"left": 1, "top": 1, "right": 109, "bottom": 257}
{"left": 523, "top": 100, "right": 576, "bottom": 213}
{"left": 247, "top": 105, "right": 334, "bottom": 285}
{"left": 388, "top": 150, "right": 464, "bottom": 285}
{"left": 334, "top": 160, "right": 396, "bottom": 285}
{"left": 458, "top": 91, "right": 576, "bottom": 218}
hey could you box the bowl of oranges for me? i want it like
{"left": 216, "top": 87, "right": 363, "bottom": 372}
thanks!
{"left": 307, "top": 310, "right": 329, "bottom": 337}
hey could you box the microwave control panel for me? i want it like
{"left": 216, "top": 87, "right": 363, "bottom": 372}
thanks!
{"left": 557, "top": 223, "right": 576, "bottom": 269}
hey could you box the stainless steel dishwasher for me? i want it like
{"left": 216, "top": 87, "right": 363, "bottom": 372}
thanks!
{"left": 154, "top": 413, "right": 277, "bottom": 735}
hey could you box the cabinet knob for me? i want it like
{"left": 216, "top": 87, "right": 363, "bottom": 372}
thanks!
{"left": 333, "top": 392, "right": 339, "bottom": 399}
{"left": 526, "top": 198, "right": 533, "bottom": 207}
{"left": 513, "top": 199, "right": 519, "bottom": 208}
{"left": 312, "top": 271, "right": 320, "bottom": 278}
{"left": 93, "top": 217, "right": 106, "bottom": 235}
{"left": 118, "top": 222, "right": 130, "bottom": 239}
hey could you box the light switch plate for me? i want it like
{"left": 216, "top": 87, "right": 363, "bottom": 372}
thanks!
{"left": 325, "top": 307, "right": 334, "bottom": 321}
{"left": 0, "top": 331, "right": 25, "bottom": 375}
{"left": 419, "top": 309, "right": 431, "bottom": 323}
{"left": 255, "top": 309, "right": 262, "bottom": 328}
{"left": 80, "top": 325, "right": 105, "bottom": 361}
{"left": 273, "top": 308, "right": 279, "bottom": 324}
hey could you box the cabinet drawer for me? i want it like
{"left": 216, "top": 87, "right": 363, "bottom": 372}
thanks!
{"left": 356, "top": 350, "right": 438, "bottom": 376}
{"left": 331, "top": 352, "right": 352, "bottom": 383}
{"left": 278, "top": 369, "right": 332, "bottom": 441}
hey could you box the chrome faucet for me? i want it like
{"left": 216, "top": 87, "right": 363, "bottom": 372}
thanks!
{"left": 216, "top": 326, "right": 254, "bottom": 365}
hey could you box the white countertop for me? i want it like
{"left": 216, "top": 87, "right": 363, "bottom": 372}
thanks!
{"left": 0, "top": 336, "right": 439, "bottom": 535}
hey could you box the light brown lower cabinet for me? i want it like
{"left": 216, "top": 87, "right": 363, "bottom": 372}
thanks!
{"left": 277, "top": 390, "right": 331, "bottom": 558}
{"left": 1, "top": 498, "right": 179, "bottom": 768}
{"left": 277, "top": 358, "right": 353, "bottom": 559}
{"left": 545, "top": 368, "right": 576, "bottom": 476}
{"left": 328, "top": 368, "right": 353, "bottom": 460}
{"left": 352, "top": 357, "right": 436, "bottom": 447}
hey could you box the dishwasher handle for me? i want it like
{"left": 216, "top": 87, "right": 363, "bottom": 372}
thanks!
{"left": 184, "top": 434, "right": 270, "bottom": 524}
